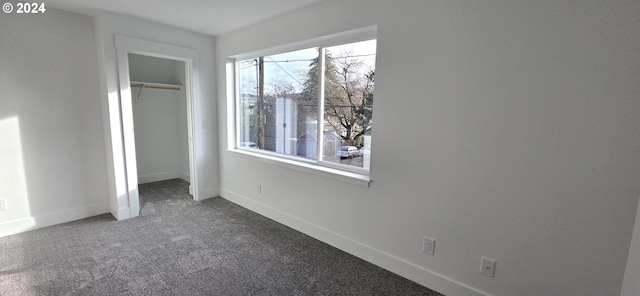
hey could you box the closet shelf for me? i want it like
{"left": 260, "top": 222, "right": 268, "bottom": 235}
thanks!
{"left": 130, "top": 81, "right": 182, "bottom": 91}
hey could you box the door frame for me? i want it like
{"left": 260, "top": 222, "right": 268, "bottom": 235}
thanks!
{"left": 115, "top": 35, "right": 199, "bottom": 217}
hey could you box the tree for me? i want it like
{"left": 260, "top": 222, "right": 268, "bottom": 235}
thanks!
{"left": 301, "top": 50, "right": 374, "bottom": 147}
{"left": 299, "top": 52, "right": 333, "bottom": 114}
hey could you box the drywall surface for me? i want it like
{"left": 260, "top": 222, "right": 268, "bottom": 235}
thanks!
{"left": 622, "top": 199, "right": 640, "bottom": 296}
{"left": 216, "top": 1, "right": 640, "bottom": 295}
{"left": 128, "top": 53, "right": 182, "bottom": 85}
{"left": 131, "top": 88, "right": 188, "bottom": 183}
{"left": 129, "top": 54, "right": 190, "bottom": 183}
{"left": 94, "top": 11, "right": 218, "bottom": 217}
{"left": 0, "top": 8, "right": 109, "bottom": 236}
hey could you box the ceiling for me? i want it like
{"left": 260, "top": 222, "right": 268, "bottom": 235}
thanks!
{"left": 45, "top": 0, "right": 324, "bottom": 36}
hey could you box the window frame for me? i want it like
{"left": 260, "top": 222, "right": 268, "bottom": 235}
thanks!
{"left": 228, "top": 26, "right": 377, "bottom": 183}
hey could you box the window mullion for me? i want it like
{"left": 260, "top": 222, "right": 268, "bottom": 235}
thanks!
{"left": 316, "top": 47, "right": 326, "bottom": 162}
{"left": 234, "top": 60, "right": 241, "bottom": 149}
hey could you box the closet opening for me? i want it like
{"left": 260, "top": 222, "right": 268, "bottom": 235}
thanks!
{"left": 114, "top": 35, "right": 201, "bottom": 218}
{"left": 128, "top": 53, "right": 193, "bottom": 206}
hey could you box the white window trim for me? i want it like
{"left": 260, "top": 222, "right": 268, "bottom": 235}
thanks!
{"left": 229, "top": 148, "right": 371, "bottom": 187}
{"left": 227, "top": 26, "right": 377, "bottom": 187}
{"left": 231, "top": 26, "right": 377, "bottom": 61}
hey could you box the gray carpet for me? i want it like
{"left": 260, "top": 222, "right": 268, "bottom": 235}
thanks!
{"left": 0, "top": 179, "right": 444, "bottom": 295}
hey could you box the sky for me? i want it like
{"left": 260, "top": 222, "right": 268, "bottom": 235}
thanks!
{"left": 239, "top": 39, "right": 377, "bottom": 95}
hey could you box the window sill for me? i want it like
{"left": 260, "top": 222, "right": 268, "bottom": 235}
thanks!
{"left": 228, "top": 149, "right": 372, "bottom": 187}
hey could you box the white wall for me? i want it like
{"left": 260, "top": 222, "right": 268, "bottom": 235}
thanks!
{"left": 129, "top": 54, "right": 190, "bottom": 184}
{"left": 128, "top": 53, "right": 182, "bottom": 85}
{"left": 94, "top": 11, "right": 219, "bottom": 219}
{"left": 131, "top": 88, "right": 189, "bottom": 183}
{"left": 0, "top": 8, "right": 109, "bottom": 236}
{"left": 216, "top": 1, "right": 640, "bottom": 295}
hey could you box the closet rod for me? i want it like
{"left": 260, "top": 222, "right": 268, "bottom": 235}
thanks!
{"left": 130, "top": 81, "right": 182, "bottom": 91}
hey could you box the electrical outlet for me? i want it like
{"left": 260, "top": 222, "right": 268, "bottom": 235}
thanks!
{"left": 0, "top": 199, "right": 6, "bottom": 211}
{"left": 257, "top": 184, "right": 262, "bottom": 195}
{"left": 481, "top": 256, "right": 496, "bottom": 277}
{"left": 423, "top": 237, "right": 435, "bottom": 255}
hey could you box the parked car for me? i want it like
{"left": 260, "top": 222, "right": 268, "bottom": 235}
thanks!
{"left": 240, "top": 141, "right": 257, "bottom": 148}
{"left": 337, "top": 146, "right": 358, "bottom": 158}
{"left": 357, "top": 147, "right": 369, "bottom": 157}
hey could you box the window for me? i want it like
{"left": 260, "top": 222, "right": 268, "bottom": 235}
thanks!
{"left": 234, "top": 32, "right": 376, "bottom": 175}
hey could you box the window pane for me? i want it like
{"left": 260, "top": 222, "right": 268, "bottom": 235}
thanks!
{"left": 238, "top": 47, "right": 319, "bottom": 159}
{"left": 322, "top": 40, "right": 376, "bottom": 169}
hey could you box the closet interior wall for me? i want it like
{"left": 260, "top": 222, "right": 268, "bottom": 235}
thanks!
{"left": 128, "top": 53, "right": 190, "bottom": 184}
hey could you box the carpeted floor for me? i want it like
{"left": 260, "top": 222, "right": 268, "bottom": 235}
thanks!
{"left": 0, "top": 179, "right": 444, "bottom": 295}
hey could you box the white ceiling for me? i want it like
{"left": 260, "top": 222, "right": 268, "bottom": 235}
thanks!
{"left": 45, "top": 0, "right": 324, "bottom": 36}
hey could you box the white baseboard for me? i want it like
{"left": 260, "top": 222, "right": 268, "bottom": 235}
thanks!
{"left": 0, "top": 201, "right": 109, "bottom": 238}
{"left": 179, "top": 171, "right": 190, "bottom": 183}
{"left": 220, "top": 188, "right": 490, "bottom": 296}
{"left": 198, "top": 187, "right": 219, "bottom": 201}
{"left": 138, "top": 171, "right": 181, "bottom": 184}
{"left": 112, "top": 206, "right": 131, "bottom": 221}
{"left": 0, "top": 217, "right": 36, "bottom": 238}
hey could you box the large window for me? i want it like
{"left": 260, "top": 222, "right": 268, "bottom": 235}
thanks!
{"left": 235, "top": 34, "right": 376, "bottom": 175}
